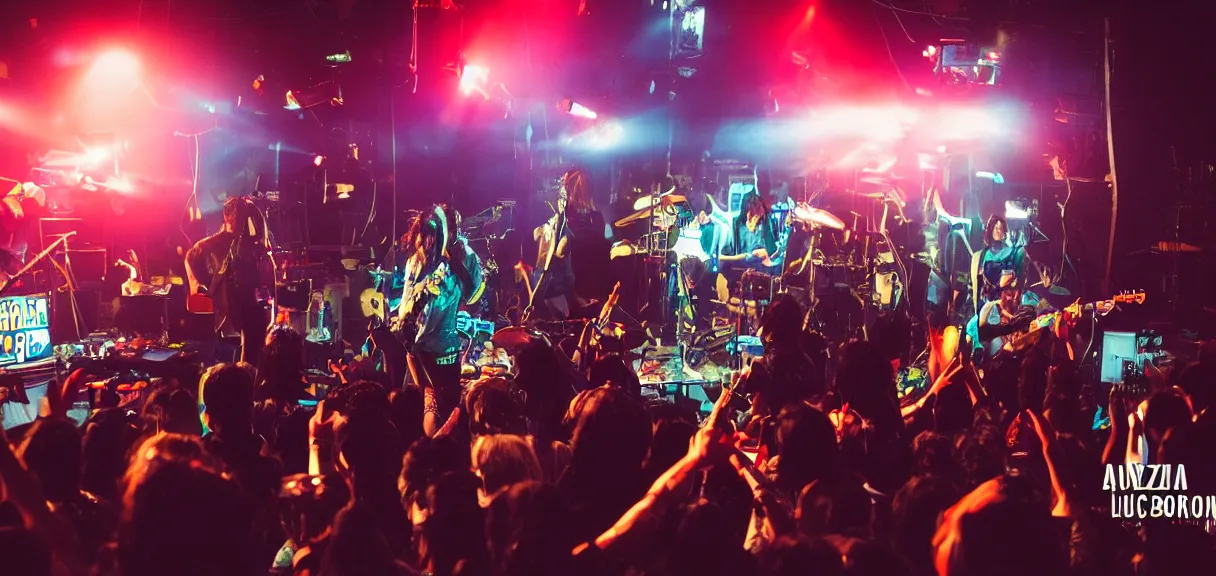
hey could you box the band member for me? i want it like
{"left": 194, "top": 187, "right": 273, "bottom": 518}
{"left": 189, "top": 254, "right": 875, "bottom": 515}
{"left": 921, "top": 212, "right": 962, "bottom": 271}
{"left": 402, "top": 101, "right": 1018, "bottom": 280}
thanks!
{"left": 719, "top": 191, "right": 778, "bottom": 277}
{"left": 530, "top": 168, "right": 602, "bottom": 318}
{"left": 392, "top": 205, "right": 481, "bottom": 433}
{"left": 975, "top": 273, "right": 1059, "bottom": 365}
{"left": 185, "top": 196, "right": 274, "bottom": 364}
{"left": 971, "top": 214, "right": 1027, "bottom": 314}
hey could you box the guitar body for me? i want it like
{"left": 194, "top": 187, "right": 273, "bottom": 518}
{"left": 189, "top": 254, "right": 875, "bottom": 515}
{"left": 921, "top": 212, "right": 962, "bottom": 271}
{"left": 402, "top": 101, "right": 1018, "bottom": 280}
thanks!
{"left": 187, "top": 293, "right": 215, "bottom": 314}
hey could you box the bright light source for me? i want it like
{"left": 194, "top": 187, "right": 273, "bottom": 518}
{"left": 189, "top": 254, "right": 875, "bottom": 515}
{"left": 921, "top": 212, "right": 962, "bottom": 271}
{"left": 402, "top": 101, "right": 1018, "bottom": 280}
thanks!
{"left": 313, "top": 155, "right": 325, "bottom": 167}
{"left": 460, "top": 65, "right": 490, "bottom": 97}
{"left": 559, "top": 99, "right": 597, "bottom": 119}
{"left": 927, "top": 45, "right": 937, "bottom": 55}
{"left": 1004, "top": 200, "right": 1028, "bottom": 220}
{"left": 285, "top": 91, "right": 301, "bottom": 110}
{"left": 590, "top": 122, "right": 623, "bottom": 149}
{"left": 84, "top": 147, "right": 109, "bottom": 166}
{"left": 937, "top": 108, "right": 1004, "bottom": 140}
{"left": 986, "top": 51, "right": 1000, "bottom": 60}
{"left": 82, "top": 49, "right": 142, "bottom": 102}
{"left": 326, "top": 51, "right": 352, "bottom": 63}
{"left": 335, "top": 183, "right": 354, "bottom": 199}
{"left": 104, "top": 176, "right": 133, "bottom": 194}
{"left": 89, "top": 50, "right": 141, "bottom": 82}
{"left": 976, "top": 171, "right": 1004, "bottom": 184}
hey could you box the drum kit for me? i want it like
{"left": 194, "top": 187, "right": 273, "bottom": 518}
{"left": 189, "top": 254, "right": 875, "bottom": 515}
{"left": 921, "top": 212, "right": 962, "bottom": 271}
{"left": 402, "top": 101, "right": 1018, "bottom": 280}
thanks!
{"left": 603, "top": 184, "right": 911, "bottom": 344}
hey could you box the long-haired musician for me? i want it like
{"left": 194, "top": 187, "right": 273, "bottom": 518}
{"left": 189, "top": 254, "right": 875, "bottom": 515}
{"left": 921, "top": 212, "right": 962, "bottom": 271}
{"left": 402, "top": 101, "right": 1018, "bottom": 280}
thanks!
{"left": 529, "top": 168, "right": 604, "bottom": 318}
{"left": 185, "top": 196, "right": 275, "bottom": 364}
{"left": 718, "top": 190, "right": 778, "bottom": 277}
{"left": 392, "top": 204, "right": 481, "bottom": 433}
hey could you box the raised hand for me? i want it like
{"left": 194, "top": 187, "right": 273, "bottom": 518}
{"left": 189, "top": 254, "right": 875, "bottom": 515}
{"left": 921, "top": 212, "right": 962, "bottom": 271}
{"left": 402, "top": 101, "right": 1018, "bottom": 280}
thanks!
{"left": 45, "top": 368, "right": 86, "bottom": 421}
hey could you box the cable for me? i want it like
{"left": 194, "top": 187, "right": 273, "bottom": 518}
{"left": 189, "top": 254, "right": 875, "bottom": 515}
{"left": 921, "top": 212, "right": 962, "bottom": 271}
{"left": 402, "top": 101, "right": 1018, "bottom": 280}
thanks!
{"left": 180, "top": 135, "right": 201, "bottom": 245}
{"left": 885, "top": 5, "right": 917, "bottom": 44}
{"left": 868, "top": 0, "right": 967, "bottom": 21}
{"left": 871, "top": 7, "right": 912, "bottom": 91}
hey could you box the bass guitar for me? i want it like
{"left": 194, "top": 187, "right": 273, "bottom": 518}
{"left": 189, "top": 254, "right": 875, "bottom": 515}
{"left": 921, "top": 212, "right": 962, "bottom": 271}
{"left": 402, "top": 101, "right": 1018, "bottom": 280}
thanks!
{"left": 984, "top": 291, "right": 1145, "bottom": 359}
{"left": 389, "top": 262, "right": 449, "bottom": 349}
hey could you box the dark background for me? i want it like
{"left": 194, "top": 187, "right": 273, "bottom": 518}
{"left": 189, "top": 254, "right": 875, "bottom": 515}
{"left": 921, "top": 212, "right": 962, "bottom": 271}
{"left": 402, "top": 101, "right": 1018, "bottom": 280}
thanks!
{"left": 0, "top": 0, "right": 1213, "bottom": 329}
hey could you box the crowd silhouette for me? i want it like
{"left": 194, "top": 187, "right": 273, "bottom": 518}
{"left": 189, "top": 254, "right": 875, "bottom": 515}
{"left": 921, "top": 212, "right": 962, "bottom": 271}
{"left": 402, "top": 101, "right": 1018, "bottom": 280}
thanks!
{"left": 2, "top": 298, "right": 1216, "bottom": 576}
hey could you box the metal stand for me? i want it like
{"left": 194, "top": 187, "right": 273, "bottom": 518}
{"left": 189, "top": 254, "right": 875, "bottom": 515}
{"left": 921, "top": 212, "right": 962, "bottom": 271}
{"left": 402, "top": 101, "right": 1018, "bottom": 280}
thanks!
{"left": 56, "top": 234, "right": 86, "bottom": 340}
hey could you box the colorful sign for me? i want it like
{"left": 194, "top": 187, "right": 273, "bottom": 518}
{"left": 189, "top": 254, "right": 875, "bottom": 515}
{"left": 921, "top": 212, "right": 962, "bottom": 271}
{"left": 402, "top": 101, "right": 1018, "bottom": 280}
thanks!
{"left": 0, "top": 294, "right": 51, "bottom": 366}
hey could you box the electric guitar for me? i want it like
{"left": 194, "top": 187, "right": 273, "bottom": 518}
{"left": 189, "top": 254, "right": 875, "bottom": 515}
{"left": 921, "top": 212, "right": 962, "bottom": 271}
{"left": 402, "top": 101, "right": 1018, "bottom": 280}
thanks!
{"left": 389, "top": 262, "right": 449, "bottom": 348}
{"left": 984, "top": 291, "right": 1146, "bottom": 358}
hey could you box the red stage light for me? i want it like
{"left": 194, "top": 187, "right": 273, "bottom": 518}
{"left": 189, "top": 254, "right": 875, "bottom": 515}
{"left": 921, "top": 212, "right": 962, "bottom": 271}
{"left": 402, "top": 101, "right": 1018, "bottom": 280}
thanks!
{"left": 89, "top": 50, "right": 141, "bottom": 83}
{"left": 82, "top": 49, "right": 142, "bottom": 102}
{"left": 987, "top": 51, "right": 1000, "bottom": 60}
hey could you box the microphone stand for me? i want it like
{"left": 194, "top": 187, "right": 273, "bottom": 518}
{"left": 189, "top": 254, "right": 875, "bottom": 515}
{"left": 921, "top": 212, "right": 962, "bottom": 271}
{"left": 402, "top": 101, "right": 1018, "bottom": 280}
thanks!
{"left": 0, "top": 232, "right": 76, "bottom": 298}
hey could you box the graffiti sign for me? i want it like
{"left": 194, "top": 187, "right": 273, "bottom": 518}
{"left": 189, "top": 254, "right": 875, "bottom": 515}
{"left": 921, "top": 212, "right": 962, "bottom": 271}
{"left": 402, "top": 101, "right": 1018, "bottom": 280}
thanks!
{"left": 0, "top": 294, "right": 51, "bottom": 366}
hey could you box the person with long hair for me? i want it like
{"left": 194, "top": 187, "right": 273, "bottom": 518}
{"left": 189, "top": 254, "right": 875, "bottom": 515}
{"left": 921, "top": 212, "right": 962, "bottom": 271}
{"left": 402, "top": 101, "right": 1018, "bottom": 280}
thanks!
{"left": 392, "top": 204, "right": 482, "bottom": 434}
{"left": 185, "top": 196, "right": 274, "bottom": 364}
{"left": 529, "top": 168, "right": 604, "bottom": 319}
{"left": 719, "top": 190, "right": 777, "bottom": 278}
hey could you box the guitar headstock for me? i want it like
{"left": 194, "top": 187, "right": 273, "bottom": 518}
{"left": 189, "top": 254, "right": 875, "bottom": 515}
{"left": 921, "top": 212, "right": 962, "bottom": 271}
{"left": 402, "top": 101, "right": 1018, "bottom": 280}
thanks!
{"left": 1112, "top": 290, "right": 1146, "bottom": 305}
{"left": 1091, "top": 291, "right": 1146, "bottom": 317}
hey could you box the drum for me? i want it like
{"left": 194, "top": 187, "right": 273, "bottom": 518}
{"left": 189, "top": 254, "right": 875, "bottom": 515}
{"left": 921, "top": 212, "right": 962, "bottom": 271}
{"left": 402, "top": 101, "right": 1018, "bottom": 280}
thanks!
{"left": 739, "top": 270, "right": 779, "bottom": 302}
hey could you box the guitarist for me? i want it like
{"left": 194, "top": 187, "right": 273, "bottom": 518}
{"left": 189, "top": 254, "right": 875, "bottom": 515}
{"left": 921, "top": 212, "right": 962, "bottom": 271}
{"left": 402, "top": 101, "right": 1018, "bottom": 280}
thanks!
{"left": 390, "top": 205, "right": 481, "bottom": 433}
{"left": 528, "top": 168, "right": 603, "bottom": 319}
{"left": 976, "top": 273, "right": 1063, "bottom": 365}
{"left": 185, "top": 197, "right": 275, "bottom": 364}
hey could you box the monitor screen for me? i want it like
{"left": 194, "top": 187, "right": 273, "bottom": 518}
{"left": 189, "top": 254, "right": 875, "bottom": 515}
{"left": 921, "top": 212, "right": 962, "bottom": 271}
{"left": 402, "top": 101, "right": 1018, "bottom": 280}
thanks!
{"left": 0, "top": 293, "right": 52, "bottom": 367}
{"left": 1100, "top": 331, "right": 1136, "bottom": 384}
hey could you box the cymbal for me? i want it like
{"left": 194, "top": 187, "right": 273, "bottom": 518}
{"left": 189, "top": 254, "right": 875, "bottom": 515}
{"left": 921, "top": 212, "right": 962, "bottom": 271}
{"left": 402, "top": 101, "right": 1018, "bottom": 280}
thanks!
{"left": 615, "top": 195, "right": 688, "bottom": 228}
{"left": 791, "top": 204, "right": 846, "bottom": 230}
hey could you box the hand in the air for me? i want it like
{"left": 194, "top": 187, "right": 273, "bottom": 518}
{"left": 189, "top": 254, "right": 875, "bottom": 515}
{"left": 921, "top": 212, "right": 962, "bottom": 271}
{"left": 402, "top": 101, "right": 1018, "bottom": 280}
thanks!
{"left": 751, "top": 248, "right": 769, "bottom": 259}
